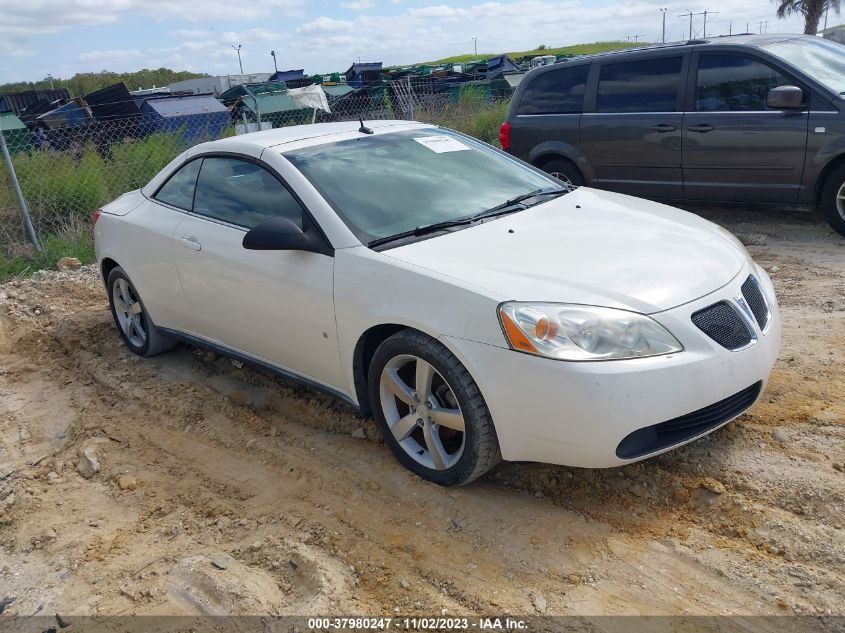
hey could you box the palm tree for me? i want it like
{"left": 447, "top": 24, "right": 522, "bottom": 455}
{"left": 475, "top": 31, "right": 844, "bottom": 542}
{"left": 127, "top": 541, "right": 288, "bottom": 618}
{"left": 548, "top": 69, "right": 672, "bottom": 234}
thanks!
{"left": 774, "top": 0, "right": 841, "bottom": 35}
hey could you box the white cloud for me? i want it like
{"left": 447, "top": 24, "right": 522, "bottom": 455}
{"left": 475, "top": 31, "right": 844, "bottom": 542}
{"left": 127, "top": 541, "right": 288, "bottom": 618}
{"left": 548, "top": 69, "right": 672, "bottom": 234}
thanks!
{"left": 2, "top": 0, "right": 809, "bottom": 82}
{"left": 341, "top": 0, "right": 375, "bottom": 9}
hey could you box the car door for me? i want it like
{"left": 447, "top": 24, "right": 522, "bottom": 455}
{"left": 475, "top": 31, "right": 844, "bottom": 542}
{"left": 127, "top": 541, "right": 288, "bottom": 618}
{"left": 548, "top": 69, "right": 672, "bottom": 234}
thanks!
{"left": 682, "top": 51, "right": 809, "bottom": 203}
{"left": 171, "top": 155, "right": 344, "bottom": 391}
{"left": 134, "top": 158, "right": 203, "bottom": 330}
{"left": 579, "top": 54, "right": 687, "bottom": 199}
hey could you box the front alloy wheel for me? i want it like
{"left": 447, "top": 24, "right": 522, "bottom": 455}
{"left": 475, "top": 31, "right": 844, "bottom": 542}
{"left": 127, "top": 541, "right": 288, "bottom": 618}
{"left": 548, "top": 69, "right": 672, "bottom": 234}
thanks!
{"left": 379, "top": 354, "right": 466, "bottom": 470}
{"left": 368, "top": 330, "right": 500, "bottom": 485}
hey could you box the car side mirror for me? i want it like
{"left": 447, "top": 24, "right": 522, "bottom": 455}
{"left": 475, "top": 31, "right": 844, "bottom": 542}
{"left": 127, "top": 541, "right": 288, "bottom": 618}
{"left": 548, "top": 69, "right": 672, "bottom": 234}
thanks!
{"left": 767, "top": 85, "right": 804, "bottom": 110}
{"left": 242, "top": 217, "right": 321, "bottom": 252}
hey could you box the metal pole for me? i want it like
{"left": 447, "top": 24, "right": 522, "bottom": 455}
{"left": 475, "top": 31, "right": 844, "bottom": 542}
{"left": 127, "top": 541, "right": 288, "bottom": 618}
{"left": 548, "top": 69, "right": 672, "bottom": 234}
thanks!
{"left": 661, "top": 9, "right": 667, "bottom": 43}
{"left": 0, "top": 132, "right": 41, "bottom": 252}
{"left": 407, "top": 75, "right": 414, "bottom": 120}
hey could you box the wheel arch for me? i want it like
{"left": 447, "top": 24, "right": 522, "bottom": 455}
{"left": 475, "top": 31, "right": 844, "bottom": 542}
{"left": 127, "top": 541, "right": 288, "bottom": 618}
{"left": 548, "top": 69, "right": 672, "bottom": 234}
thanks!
{"left": 100, "top": 257, "right": 120, "bottom": 286}
{"left": 814, "top": 153, "right": 845, "bottom": 205}
{"left": 528, "top": 143, "right": 591, "bottom": 183}
{"left": 352, "top": 323, "right": 411, "bottom": 416}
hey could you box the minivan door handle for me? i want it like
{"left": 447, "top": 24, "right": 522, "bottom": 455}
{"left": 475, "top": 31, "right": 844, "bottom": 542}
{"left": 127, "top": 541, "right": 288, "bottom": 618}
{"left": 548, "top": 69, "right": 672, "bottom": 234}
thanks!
{"left": 687, "top": 123, "right": 715, "bottom": 133}
{"left": 650, "top": 123, "right": 677, "bottom": 133}
{"left": 179, "top": 236, "right": 202, "bottom": 251}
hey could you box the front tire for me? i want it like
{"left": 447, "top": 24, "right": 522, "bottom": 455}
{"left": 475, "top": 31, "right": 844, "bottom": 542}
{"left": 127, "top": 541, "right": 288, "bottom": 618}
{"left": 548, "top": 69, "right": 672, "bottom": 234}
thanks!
{"left": 539, "top": 157, "right": 584, "bottom": 189}
{"left": 107, "top": 266, "right": 176, "bottom": 357}
{"left": 820, "top": 163, "right": 845, "bottom": 237}
{"left": 368, "top": 330, "right": 500, "bottom": 486}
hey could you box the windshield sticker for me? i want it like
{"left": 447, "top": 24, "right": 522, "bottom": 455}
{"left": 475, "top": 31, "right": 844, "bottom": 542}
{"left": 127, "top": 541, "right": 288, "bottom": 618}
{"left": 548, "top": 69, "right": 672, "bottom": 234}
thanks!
{"left": 413, "top": 136, "right": 471, "bottom": 153}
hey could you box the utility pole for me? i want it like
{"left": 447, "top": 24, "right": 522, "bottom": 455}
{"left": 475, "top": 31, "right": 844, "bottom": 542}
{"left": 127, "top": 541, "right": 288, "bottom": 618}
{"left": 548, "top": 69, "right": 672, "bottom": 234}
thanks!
{"left": 729, "top": 21, "right": 732, "bottom": 35}
{"left": 232, "top": 44, "right": 243, "bottom": 75}
{"left": 679, "top": 11, "right": 694, "bottom": 40}
{"left": 472, "top": 37, "right": 478, "bottom": 57}
{"left": 746, "top": 21, "right": 750, "bottom": 33}
{"left": 660, "top": 8, "right": 668, "bottom": 43}
{"left": 694, "top": 10, "right": 718, "bottom": 38}
{"left": 270, "top": 50, "right": 278, "bottom": 73}
{"left": 758, "top": 20, "right": 768, "bottom": 34}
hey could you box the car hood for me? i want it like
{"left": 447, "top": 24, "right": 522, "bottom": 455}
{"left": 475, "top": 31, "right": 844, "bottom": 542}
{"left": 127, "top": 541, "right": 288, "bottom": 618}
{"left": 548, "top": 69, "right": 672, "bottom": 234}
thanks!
{"left": 384, "top": 187, "right": 747, "bottom": 314}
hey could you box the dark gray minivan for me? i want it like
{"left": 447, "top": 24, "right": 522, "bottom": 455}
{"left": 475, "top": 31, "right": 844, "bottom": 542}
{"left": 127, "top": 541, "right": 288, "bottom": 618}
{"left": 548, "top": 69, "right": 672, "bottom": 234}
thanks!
{"left": 501, "top": 34, "right": 845, "bottom": 236}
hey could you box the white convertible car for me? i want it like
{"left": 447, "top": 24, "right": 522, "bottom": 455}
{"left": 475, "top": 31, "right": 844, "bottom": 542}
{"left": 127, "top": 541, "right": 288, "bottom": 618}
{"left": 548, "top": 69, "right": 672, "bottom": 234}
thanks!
{"left": 94, "top": 120, "right": 780, "bottom": 485}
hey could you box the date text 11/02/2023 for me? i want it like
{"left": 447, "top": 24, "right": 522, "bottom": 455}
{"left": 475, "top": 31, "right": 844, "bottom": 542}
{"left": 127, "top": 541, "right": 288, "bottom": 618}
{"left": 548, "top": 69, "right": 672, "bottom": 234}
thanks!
{"left": 305, "top": 617, "right": 529, "bottom": 630}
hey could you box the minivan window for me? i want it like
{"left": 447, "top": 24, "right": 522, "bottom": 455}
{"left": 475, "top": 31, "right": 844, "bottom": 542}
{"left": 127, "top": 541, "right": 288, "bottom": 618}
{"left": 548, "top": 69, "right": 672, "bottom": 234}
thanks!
{"left": 596, "top": 57, "right": 683, "bottom": 113}
{"left": 695, "top": 54, "right": 793, "bottom": 112}
{"left": 517, "top": 65, "right": 589, "bottom": 115}
{"left": 764, "top": 37, "right": 845, "bottom": 94}
{"left": 154, "top": 159, "right": 201, "bottom": 210}
{"left": 193, "top": 158, "right": 303, "bottom": 229}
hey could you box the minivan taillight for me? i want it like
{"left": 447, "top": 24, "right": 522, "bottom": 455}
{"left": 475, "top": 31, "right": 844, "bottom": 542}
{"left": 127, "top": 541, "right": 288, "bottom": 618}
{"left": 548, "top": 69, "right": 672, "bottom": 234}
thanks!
{"left": 92, "top": 210, "right": 101, "bottom": 226}
{"left": 499, "top": 121, "right": 511, "bottom": 151}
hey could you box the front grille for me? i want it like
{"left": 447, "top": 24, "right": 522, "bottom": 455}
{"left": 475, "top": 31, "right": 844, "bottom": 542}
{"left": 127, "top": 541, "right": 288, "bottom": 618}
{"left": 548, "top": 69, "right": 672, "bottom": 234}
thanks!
{"left": 691, "top": 301, "right": 753, "bottom": 350}
{"left": 616, "top": 382, "right": 762, "bottom": 459}
{"left": 741, "top": 275, "right": 770, "bottom": 330}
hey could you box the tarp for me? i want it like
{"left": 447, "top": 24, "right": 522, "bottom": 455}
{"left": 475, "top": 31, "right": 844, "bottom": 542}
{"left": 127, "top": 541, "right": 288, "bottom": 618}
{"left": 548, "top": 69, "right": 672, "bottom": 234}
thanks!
{"left": 288, "top": 85, "right": 330, "bottom": 114}
{"left": 218, "top": 82, "right": 288, "bottom": 105}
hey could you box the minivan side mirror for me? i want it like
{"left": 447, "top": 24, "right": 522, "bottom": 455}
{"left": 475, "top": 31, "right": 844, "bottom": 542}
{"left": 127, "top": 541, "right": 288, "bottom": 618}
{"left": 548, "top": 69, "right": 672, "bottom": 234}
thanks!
{"left": 242, "top": 217, "right": 322, "bottom": 252}
{"left": 767, "top": 85, "right": 804, "bottom": 110}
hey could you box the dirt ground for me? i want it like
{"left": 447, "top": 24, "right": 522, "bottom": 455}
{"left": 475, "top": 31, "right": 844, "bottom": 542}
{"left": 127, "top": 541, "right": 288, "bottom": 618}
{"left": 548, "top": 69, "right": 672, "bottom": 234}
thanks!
{"left": 0, "top": 205, "right": 843, "bottom": 621}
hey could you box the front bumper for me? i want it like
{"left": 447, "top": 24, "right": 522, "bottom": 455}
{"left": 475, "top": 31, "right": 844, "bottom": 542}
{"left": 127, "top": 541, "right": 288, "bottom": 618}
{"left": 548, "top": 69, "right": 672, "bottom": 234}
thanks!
{"left": 442, "top": 264, "right": 781, "bottom": 468}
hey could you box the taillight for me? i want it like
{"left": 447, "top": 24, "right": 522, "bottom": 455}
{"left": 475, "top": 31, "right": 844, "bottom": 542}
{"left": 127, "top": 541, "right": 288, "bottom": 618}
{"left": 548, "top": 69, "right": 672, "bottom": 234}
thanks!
{"left": 92, "top": 210, "right": 101, "bottom": 226}
{"left": 499, "top": 121, "right": 511, "bottom": 151}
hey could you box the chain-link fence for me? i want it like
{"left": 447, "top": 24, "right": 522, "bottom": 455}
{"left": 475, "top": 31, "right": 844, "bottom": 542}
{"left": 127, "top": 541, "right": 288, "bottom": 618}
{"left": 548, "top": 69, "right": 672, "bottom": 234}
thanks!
{"left": 0, "top": 86, "right": 510, "bottom": 263}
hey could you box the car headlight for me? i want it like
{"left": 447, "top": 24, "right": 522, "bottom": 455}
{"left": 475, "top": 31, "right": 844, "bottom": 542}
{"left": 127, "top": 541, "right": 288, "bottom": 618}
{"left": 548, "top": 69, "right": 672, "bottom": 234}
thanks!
{"left": 498, "top": 302, "right": 683, "bottom": 361}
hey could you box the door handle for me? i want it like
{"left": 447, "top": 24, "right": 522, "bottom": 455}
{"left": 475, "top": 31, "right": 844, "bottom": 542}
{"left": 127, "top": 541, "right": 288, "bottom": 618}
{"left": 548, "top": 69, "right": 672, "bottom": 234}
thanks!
{"left": 650, "top": 123, "right": 677, "bottom": 133}
{"left": 179, "top": 236, "right": 202, "bottom": 251}
{"left": 687, "top": 123, "right": 715, "bottom": 133}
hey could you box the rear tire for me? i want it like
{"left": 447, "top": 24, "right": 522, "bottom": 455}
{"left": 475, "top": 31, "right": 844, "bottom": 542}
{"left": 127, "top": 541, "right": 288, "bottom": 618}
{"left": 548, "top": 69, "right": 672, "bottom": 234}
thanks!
{"left": 538, "top": 157, "right": 584, "bottom": 188}
{"left": 368, "top": 329, "right": 501, "bottom": 486}
{"left": 107, "top": 266, "right": 176, "bottom": 357}
{"left": 820, "top": 163, "right": 845, "bottom": 237}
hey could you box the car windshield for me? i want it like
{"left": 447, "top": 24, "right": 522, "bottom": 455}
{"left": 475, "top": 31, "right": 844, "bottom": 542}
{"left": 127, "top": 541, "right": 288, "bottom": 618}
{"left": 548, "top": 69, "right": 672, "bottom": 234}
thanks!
{"left": 764, "top": 37, "right": 845, "bottom": 94}
{"left": 284, "top": 128, "right": 561, "bottom": 245}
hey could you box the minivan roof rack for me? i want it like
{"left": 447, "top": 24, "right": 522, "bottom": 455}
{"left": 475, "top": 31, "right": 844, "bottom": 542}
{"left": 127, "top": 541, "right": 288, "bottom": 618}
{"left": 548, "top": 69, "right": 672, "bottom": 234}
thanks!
{"left": 686, "top": 39, "right": 709, "bottom": 44}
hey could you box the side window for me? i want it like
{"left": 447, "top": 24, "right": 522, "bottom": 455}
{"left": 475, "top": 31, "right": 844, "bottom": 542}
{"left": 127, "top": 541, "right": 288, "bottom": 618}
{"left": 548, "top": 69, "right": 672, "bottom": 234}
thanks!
{"left": 596, "top": 57, "right": 683, "bottom": 113}
{"left": 193, "top": 157, "right": 304, "bottom": 229}
{"left": 517, "top": 65, "right": 589, "bottom": 115}
{"left": 154, "top": 159, "right": 202, "bottom": 210}
{"left": 695, "top": 54, "right": 795, "bottom": 112}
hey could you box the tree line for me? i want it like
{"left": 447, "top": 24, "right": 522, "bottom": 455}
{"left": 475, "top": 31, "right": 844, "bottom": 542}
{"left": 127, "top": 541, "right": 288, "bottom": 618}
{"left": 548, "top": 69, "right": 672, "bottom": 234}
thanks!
{"left": 0, "top": 68, "right": 207, "bottom": 98}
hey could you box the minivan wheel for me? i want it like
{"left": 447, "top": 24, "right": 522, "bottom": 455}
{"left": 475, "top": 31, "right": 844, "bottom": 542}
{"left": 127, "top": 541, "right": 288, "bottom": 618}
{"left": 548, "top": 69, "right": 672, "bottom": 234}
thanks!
{"left": 107, "top": 266, "right": 176, "bottom": 357}
{"left": 539, "top": 158, "right": 584, "bottom": 188}
{"left": 820, "top": 163, "right": 845, "bottom": 237}
{"left": 368, "top": 330, "right": 501, "bottom": 486}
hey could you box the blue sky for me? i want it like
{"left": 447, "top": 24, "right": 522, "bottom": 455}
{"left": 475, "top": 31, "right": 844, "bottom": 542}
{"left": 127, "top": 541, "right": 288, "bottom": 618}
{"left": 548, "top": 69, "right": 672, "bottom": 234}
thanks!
{"left": 1, "top": 0, "right": 810, "bottom": 84}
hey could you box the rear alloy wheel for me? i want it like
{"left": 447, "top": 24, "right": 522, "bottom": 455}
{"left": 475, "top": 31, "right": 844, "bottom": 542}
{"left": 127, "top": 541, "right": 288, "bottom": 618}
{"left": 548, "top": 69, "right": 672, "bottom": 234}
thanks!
{"left": 107, "top": 266, "right": 176, "bottom": 357}
{"left": 539, "top": 158, "right": 584, "bottom": 189}
{"left": 820, "top": 163, "right": 845, "bottom": 237}
{"left": 368, "top": 330, "right": 500, "bottom": 485}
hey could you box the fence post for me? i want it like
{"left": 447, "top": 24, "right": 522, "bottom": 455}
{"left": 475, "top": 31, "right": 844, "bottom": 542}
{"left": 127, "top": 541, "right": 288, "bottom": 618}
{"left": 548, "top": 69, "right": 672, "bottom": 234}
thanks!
{"left": 0, "top": 131, "right": 42, "bottom": 253}
{"left": 407, "top": 75, "right": 414, "bottom": 120}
